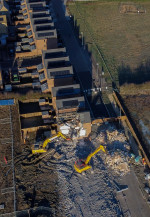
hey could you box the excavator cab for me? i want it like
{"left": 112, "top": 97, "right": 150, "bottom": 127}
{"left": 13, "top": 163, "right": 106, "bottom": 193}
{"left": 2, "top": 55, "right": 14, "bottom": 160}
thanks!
{"left": 74, "top": 145, "right": 106, "bottom": 173}
{"left": 32, "top": 132, "right": 70, "bottom": 154}
{"left": 74, "top": 159, "right": 92, "bottom": 173}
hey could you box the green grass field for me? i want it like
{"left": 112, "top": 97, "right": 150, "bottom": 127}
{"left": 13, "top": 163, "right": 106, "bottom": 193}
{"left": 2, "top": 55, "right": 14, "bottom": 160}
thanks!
{"left": 68, "top": 1, "right": 150, "bottom": 87}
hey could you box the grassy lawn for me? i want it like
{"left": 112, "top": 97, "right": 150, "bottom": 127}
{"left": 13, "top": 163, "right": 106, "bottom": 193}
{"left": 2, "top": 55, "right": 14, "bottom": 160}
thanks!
{"left": 68, "top": 1, "right": 150, "bottom": 87}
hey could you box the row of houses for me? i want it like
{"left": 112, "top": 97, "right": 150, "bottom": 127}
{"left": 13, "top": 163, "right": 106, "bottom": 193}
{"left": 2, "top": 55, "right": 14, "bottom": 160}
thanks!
{"left": 12, "top": 0, "right": 92, "bottom": 137}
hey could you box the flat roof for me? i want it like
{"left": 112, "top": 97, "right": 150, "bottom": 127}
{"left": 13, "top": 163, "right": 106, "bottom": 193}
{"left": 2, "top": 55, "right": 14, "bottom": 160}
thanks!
{"left": 79, "top": 111, "right": 91, "bottom": 124}
{"left": 47, "top": 66, "right": 74, "bottom": 79}
{"left": 56, "top": 96, "right": 85, "bottom": 110}
{"left": 27, "top": 2, "right": 47, "bottom": 11}
{"left": 18, "top": 56, "right": 42, "bottom": 68}
{"left": 44, "top": 56, "right": 70, "bottom": 69}
{"left": 32, "top": 11, "right": 50, "bottom": 18}
{"left": 35, "top": 29, "right": 57, "bottom": 39}
{"left": 32, "top": 17, "right": 52, "bottom": 25}
{"left": 42, "top": 48, "right": 66, "bottom": 59}
{"left": 47, "top": 60, "right": 71, "bottom": 69}
{"left": 34, "top": 23, "right": 54, "bottom": 32}
{"left": 52, "top": 84, "right": 80, "bottom": 97}
{"left": 30, "top": 13, "right": 56, "bottom": 40}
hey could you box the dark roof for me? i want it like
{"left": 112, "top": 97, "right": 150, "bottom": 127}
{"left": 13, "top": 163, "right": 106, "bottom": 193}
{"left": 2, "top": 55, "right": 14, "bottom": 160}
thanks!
{"left": 47, "top": 66, "right": 74, "bottom": 79}
{"left": 51, "top": 84, "right": 80, "bottom": 97}
{"left": 47, "top": 60, "right": 71, "bottom": 69}
{"left": 56, "top": 96, "right": 85, "bottom": 110}
{"left": 43, "top": 48, "right": 67, "bottom": 60}
{"left": 35, "top": 29, "right": 57, "bottom": 39}
{"left": 79, "top": 111, "right": 91, "bottom": 124}
{"left": 18, "top": 56, "right": 42, "bottom": 68}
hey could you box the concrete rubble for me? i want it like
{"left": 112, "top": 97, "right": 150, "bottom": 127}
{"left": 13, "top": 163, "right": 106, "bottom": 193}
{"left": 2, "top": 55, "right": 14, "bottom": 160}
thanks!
{"left": 94, "top": 126, "right": 131, "bottom": 176}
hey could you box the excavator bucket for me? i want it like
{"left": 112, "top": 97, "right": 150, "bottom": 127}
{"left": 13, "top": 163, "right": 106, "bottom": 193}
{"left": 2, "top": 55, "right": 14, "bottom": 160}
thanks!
{"left": 74, "top": 159, "right": 91, "bottom": 173}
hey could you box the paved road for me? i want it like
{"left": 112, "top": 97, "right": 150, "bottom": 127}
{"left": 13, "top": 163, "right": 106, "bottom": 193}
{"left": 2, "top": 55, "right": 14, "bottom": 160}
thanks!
{"left": 118, "top": 169, "right": 150, "bottom": 217}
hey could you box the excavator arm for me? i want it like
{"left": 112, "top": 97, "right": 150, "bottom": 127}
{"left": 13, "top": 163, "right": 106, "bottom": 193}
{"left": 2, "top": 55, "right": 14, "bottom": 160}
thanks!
{"left": 42, "top": 132, "right": 70, "bottom": 149}
{"left": 84, "top": 145, "right": 106, "bottom": 165}
{"left": 74, "top": 145, "right": 106, "bottom": 173}
{"left": 32, "top": 132, "right": 70, "bottom": 154}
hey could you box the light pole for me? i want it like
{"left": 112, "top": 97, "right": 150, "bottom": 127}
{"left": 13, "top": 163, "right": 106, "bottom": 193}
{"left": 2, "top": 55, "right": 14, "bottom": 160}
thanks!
{"left": 96, "top": 63, "right": 100, "bottom": 89}
{"left": 81, "top": 31, "right": 84, "bottom": 46}
{"left": 74, "top": 14, "right": 75, "bottom": 26}
{"left": 96, "top": 63, "right": 99, "bottom": 74}
{"left": 102, "top": 66, "right": 104, "bottom": 75}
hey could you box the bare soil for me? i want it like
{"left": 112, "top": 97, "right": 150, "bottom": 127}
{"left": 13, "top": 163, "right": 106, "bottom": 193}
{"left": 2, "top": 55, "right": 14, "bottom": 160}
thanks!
{"left": 0, "top": 105, "right": 21, "bottom": 214}
{"left": 122, "top": 94, "right": 150, "bottom": 155}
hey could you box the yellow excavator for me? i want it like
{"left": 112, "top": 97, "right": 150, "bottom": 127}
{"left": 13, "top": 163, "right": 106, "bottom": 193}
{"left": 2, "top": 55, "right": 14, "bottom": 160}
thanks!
{"left": 32, "top": 132, "right": 70, "bottom": 154}
{"left": 74, "top": 145, "right": 106, "bottom": 173}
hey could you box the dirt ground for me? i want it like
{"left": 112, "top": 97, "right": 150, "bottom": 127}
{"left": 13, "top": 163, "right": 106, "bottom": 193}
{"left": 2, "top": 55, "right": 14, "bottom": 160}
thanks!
{"left": 0, "top": 105, "right": 21, "bottom": 215}
{"left": 122, "top": 94, "right": 150, "bottom": 156}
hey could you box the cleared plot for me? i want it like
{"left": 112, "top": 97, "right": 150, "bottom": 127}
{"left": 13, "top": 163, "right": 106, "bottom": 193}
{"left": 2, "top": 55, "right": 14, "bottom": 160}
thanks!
{"left": 0, "top": 105, "right": 21, "bottom": 215}
{"left": 68, "top": 1, "right": 150, "bottom": 85}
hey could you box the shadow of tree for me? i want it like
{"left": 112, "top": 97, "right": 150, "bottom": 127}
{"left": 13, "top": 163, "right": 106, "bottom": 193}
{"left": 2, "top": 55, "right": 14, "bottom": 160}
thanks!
{"left": 118, "top": 60, "right": 150, "bottom": 86}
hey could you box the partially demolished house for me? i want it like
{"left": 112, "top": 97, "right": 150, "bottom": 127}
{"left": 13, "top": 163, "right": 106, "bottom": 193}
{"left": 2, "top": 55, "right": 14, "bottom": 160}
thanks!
{"left": 12, "top": 0, "right": 92, "bottom": 137}
{"left": 37, "top": 48, "right": 91, "bottom": 137}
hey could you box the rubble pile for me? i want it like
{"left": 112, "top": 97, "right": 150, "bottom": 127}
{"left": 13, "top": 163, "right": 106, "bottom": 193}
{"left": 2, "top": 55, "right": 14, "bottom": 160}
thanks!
{"left": 106, "top": 130, "right": 127, "bottom": 143}
{"left": 105, "top": 150, "right": 130, "bottom": 176}
{"left": 59, "top": 118, "right": 86, "bottom": 139}
{"left": 95, "top": 127, "right": 131, "bottom": 176}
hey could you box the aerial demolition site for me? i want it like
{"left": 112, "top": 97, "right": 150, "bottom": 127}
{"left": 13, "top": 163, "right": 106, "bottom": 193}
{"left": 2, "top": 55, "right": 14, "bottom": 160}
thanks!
{"left": 0, "top": 0, "right": 150, "bottom": 216}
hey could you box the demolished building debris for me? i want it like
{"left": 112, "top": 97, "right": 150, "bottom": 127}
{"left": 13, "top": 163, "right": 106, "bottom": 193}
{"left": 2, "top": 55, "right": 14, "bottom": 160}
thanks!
{"left": 93, "top": 125, "right": 131, "bottom": 176}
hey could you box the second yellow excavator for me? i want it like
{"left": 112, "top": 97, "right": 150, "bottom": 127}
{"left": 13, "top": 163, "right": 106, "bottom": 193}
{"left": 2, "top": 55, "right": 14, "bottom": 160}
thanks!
{"left": 74, "top": 145, "right": 106, "bottom": 173}
{"left": 32, "top": 132, "right": 70, "bottom": 154}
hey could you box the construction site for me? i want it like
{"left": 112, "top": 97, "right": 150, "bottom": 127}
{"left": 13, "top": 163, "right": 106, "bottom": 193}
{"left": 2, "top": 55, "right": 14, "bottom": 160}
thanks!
{"left": 0, "top": 0, "right": 150, "bottom": 217}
